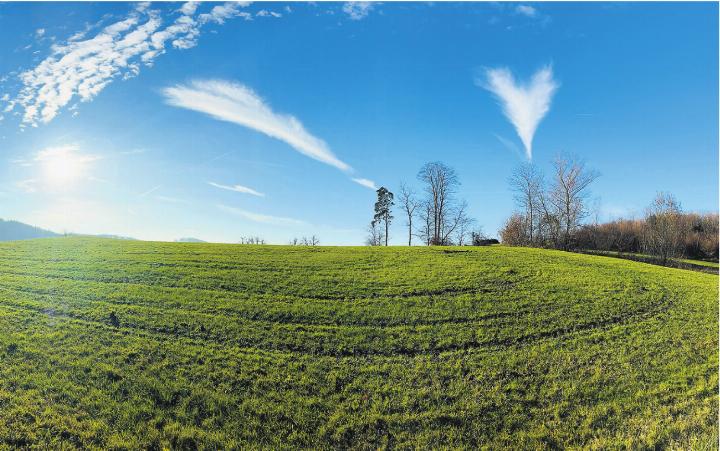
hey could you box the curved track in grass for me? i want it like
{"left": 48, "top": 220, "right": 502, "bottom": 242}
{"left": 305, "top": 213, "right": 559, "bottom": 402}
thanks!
{"left": 0, "top": 238, "right": 716, "bottom": 449}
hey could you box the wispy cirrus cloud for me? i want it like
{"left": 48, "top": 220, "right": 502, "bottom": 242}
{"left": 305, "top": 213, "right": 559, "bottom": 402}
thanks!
{"left": 480, "top": 65, "right": 558, "bottom": 160}
{"left": 2, "top": 2, "right": 267, "bottom": 127}
{"left": 217, "top": 204, "right": 307, "bottom": 226}
{"left": 208, "top": 181, "right": 265, "bottom": 197}
{"left": 163, "top": 80, "right": 352, "bottom": 171}
{"left": 343, "top": 2, "right": 376, "bottom": 20}
{"left": 138, "top": 184, "right": 162, "bottom": 198}
{"left": 351, "top": 178, "right": 377, "bottom": 190}
{"left": 493, "top": 133, "right": 524, "bottom": 159}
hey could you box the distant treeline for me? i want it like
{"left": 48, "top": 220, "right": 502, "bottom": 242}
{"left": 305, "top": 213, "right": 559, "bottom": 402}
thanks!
{"left": 575, "top": 212, "right": 718, "bottom": 261}
{"left": 499, "top": 158, "right": 718, "bottom": 263}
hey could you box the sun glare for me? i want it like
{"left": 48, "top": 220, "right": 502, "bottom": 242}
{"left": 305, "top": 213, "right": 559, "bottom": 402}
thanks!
{"left": 36, "top": 146, "right": 96, "bottom": 189}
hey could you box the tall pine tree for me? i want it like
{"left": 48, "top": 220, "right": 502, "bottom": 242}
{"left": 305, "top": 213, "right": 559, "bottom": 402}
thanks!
{"left": 374, "top": 187, "right": 394, "bottom": 246}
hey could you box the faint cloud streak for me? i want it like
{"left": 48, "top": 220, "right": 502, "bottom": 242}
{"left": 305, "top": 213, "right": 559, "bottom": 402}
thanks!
{"left": 208, "top": 181, "right": 265, "bottom": 197}
{"left": 351, "top": 177, "right": 377, "bottom": 190}
{"left": 217, "top": 204, "right": 307, "bottom": 226}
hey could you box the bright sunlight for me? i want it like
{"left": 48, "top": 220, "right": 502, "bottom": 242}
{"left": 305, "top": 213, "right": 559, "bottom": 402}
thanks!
{"left": 36, "top": 145, "right": 97, "bottom": 189}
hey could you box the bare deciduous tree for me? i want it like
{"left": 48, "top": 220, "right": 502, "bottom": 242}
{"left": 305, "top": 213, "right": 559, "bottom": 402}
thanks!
{"left": 443, "top": 200, "right": 472, "bottom": 245}
{"left": 416, "top": 200, "right": 434, "bottom": 246}
{"left": 452, "top": 204, "right": 475, "bottom": 245}
{"left": 398, "top": 182, "right": 418, "bottom": 246}
{"left": 365, "top": 220, "right": 384, "bottom": 246}
{"left": 239, "top": 236, "right": 265, "bottom": 245}
{"left": 642, "top": 192, "right": 684, "bottom": 263}
{"left": 548, "top": 156, "right": 599, "bottom": 250}
{"left": 300, "top": 235, "right": 320, "bottom": 246}
{"left": 417, "top": 162, "right": 463, "bottom": 245}
{"left": 509, "top": 163, "right": 543, "bottom": 244}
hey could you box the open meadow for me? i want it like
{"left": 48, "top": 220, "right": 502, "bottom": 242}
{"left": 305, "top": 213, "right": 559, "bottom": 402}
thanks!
{"left": 0, "top": 237, "right": 716, "bottom": 449}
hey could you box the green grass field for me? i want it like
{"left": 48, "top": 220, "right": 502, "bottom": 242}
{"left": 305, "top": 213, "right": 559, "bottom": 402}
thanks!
{"left": 0, "top": 238, "right": 717, "bottom": 449}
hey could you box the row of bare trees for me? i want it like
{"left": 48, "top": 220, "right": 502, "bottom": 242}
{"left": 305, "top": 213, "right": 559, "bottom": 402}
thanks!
{"left": 366, "top": 162, "right": 481, "bottom": 246}
{"left": 289, "top": 236, "right": 320, "bottom": 246}
{"left": 502, "top": 156, "right": 599, "bottom": 250}
{"left": 238, "top": 236, "right": 266, "bottom": 245}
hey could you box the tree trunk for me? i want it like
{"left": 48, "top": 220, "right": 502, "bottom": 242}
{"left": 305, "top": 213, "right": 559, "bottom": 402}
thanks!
{"left": 408, "top": 218, "right": 412, "bottom": 246}
{"left": 385, "top": 218, "right": 389, "bottom": 246}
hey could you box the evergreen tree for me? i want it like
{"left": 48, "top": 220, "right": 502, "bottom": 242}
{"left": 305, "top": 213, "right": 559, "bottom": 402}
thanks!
{"left": 373, "top": 187, "right": 394, "bottom": 246}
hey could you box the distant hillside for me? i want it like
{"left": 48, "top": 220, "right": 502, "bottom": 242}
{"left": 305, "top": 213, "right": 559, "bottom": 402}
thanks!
{"left": 0, "top": 219, "right": 59, "bottom": 241}
{"left": 175, "top": 237, "right": 206, "bottom": 243}
{"left": 0, "top": 219, "right": 139, "bottom": 242}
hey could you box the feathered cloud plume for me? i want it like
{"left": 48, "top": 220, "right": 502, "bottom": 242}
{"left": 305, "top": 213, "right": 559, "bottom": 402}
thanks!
{"left": 163, "top": 79, "right": 352, "bottom": 171}
{"left": 480, "top": 65, "right": 558, "bottom": 159}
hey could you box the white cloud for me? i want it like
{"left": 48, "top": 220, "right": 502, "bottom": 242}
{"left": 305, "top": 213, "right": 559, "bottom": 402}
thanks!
{"left": 35, "top": 28, "right": 46, "bottom": 38}
{"left": 198, "top": 2, "right": 253, "bottom": 24}
{"left": 351, "top": 177, "right": 377, "bottom": 190}
{"left": 163, "top": 80, "right": 352, "bottom": 171}
{"left": 179, "top": 2, "right": 199, "bottom": 16}
{"left": 5, "top": 2, "right": 254, "bottom": 126}
{"left": 208, "top": 181, "right": 265, "bottom": 197}
{"left": 515, "top": 5, "right": 537, "bottom": 17}
{"left": 256, "top": 10, "right": 282, "bottom": 18}
{"left": 480, "top": 65, "right": 558, "bottom": 160}
{"left": 217, "top": 204, "right": 306, "bottom": 226}
{"left": 343, "top": 2, "right": 375, "bottom": 20}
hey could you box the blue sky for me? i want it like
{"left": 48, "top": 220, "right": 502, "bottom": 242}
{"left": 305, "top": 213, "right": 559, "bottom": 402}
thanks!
{"left": 0, "top": 1, "right": 717, "bottom": 244}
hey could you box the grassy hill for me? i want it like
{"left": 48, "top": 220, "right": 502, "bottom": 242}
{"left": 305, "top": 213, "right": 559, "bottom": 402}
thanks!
{"left": 0, "top": 238, "right": 716, "bottom": 449}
